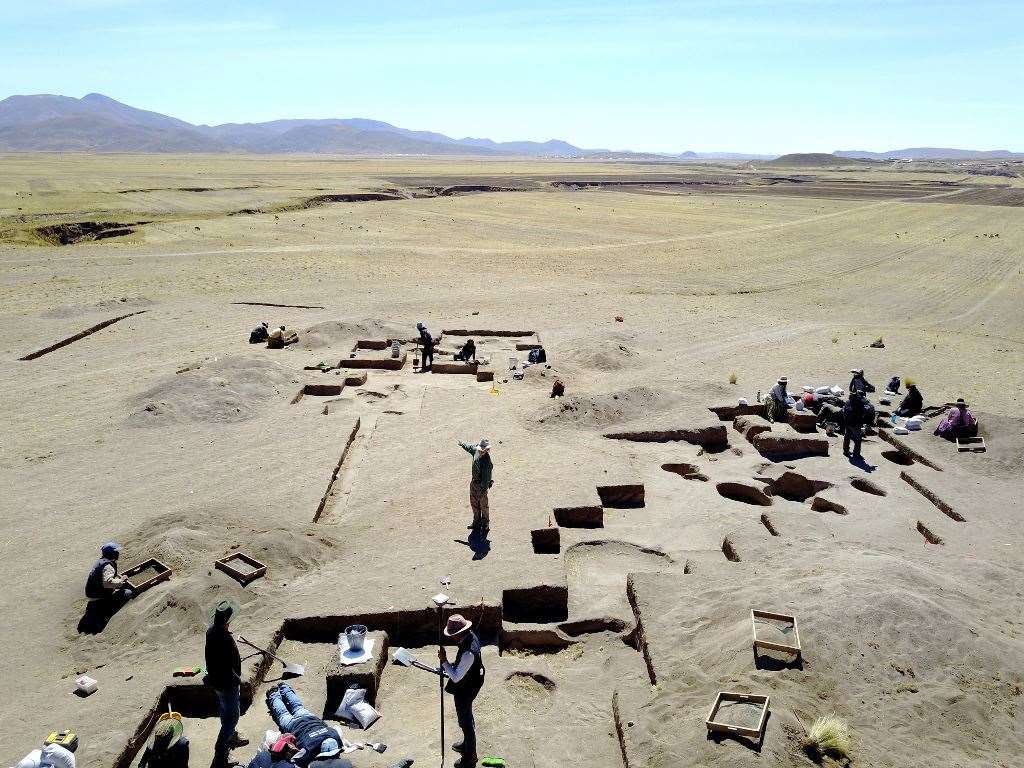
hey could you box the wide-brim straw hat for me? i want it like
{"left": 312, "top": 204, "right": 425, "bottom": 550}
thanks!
{"left": 154, "top": 713, "right": 183, "bottom": 748}
{"left": 444, "top": 613, "right": 473, "bottom": 637}
{"left": 208, "top": 598, "right": 240, "bottom": 626}
{"left": 478, "top": 438, "right": 491, "bottom": 451}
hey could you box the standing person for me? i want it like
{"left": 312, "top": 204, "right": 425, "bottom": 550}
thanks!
{"left": 842, "top": 391, "right": 867, "bottom": 458}
{"left": 459, "top": 439, "right": 493, "bottom": 535}
{"left": 417, "top": 322, "right": 435, "bottom": 371}
{"left": 848, "top": 368, "right": 875, "bottom": 395}
{"left": 205, "top": 600, "right": 246, "bottom": 768}
{"left": 438, "top": 615, "right": 485, "bottom": 768}
{"left": 139, "top": 715, "right": 190, "bottom": 768}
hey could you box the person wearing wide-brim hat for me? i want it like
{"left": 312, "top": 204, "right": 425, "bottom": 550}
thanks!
{"left": 205, "top": 599, "right": 248, "bottom": 768}
{"left": 764, "top": 377, "right": 790, "bottom": 423}
{"left": 438, "top": 614, "right": 485, "bottom": 768}
{"left": 139, "top": 713, "right": 190, "bottom": 768}
{"left": 848, "top": 368, "right": 875, "bottom": 395}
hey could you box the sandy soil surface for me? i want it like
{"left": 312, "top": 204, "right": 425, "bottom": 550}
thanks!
{"left": 1, "top": 155, "right": 1023, "bottom": 768}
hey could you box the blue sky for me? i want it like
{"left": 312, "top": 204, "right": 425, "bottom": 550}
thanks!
{"left": 1, "top": 0, "right": 1021, "bottom": 153}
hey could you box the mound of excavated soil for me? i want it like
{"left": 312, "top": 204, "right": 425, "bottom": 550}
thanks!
{"left": 299, "top": 319, "right": 408, "bottom": 351}
{"left": 561, "top": 333, "right": 642, "bottom": 372}
{"left": 126, "top": 355, "right": 299, "bottom": 427}
{"left": 526, "top": 386, "right": 683, "bottom": 431}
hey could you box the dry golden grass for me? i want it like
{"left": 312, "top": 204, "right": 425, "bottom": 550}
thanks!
{"left": 803, "top": 712, "right": 853, "bottom": 761}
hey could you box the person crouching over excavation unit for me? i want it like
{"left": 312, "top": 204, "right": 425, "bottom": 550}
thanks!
{"left": 438, "top": 614, "right": 485, "bottom": 768}
{"left": 85, "top": 541, "right": 134, "bottom": 607}
{"left": 459, "top": 438, "right": 493, "bottom": 535}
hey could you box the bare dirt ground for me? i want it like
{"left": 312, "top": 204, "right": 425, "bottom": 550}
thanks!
{"left": 2, "top": 155, "right": 1023, "bottom": 768}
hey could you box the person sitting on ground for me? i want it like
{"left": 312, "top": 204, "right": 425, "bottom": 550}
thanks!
{"left": 416, "top": 322, "right": 435, "bottom": 371}
{"left": 139, "top": 715, "right": 190, "bottom": 768}
{"left": 454, "top": 339, "right": 477, "bottom": 363}
{"left": 265, "top": 683, "right": 344, "bottom": 767}
{"left": 842, "top": 391, "right": 869, "bottom": 458}
{"left": 764, "top": 377, "right": 790, "bottom": 423}
{"left": 86, "top": 541, "right": 134, "bottom": 607}
{"left": 848, "top": 368, "right": 875, "bottom": 395}
{"left": 249, "top": 322, "right": 269, "bottom": 344}
{"left": 934, "top": 398, "right": 978, "bottom": 440}
{"left": 886, "top": 375, "right": 901, "bottom": 395}
{"left": 527, "top": 347, "right": 546, "bottom": 364}
{"left": 895, "top": 382, "right": 923, "bottom": 418}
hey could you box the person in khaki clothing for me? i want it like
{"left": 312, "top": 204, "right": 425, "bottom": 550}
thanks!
{"left": 458, "top": 438, "right": 493, "bottom": 535}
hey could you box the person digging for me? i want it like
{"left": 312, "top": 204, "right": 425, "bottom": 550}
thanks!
{"left": 458, "top": 438, "right": 493, "bottom": 536}
{"left": 438, "top": 614, "right": 485, "bottom": 768}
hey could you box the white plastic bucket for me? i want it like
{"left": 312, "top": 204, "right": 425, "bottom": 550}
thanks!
{"left": 345, "top": 624, "right": 367, "bottom": 652}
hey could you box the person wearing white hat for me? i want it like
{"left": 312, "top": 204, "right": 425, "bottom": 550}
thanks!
{"left": 438, "top": 614, "right": 485, "bottom": 768}
{"left": 416, "top": 323, "right": 435, "bottom": 371}
{"left": 764, "top": 377, "right": 790, "bottom": 423}
{"left": 848, "top": 368, "right": 875, "bottom": 395}
{"left": 458, "top": 439, "right": 493, "bottom": 535}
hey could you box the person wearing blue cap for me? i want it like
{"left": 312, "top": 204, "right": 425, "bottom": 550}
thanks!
{"left": 85, "top": 542, "right": 134, "bottom": 605}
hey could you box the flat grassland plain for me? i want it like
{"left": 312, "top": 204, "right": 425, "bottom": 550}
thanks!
{"left": 2, "top": 155, "right": 1023, "bottom": 768}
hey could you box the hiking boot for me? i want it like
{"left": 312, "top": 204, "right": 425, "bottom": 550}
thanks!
{"left": 454, "top": 756, "right": 477, "bottom": 768}
{"left": 452, "top": 741, "right": 465, "bottom": 753}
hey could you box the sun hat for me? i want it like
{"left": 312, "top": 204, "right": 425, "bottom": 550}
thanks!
{"left": 153, "top": 715, "right": 183, "bottom": 750}
{"left": 101, "top": 541, "right": 121, "bottom": 557}
{"left": 956, "top": 397, "right": 967, "bottom": 405}
{"left": 478, "top": 438, "right": 491, "bottom": 451}
{"left": 316, "top": 738, "right": 342, "bottom": 758}
{"left": 208, "top": 598, "right": 240, "bottom": 626}
{"left": 443, "top": 614, "right": 473, "bottom": 637}
{"left": 850, "top": 368, "right": 864, "bottom": 375}
{"left": 777, "top": 377, "right": 788, "bottom": 384}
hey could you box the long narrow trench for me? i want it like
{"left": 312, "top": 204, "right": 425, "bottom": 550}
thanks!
{"left": 313, "top": 415, "right": 377, "bottom": 522}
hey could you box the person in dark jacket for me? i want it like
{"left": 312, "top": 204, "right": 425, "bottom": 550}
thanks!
{"left": 206, "top": 600, "right": 245, "bottom": 768}
{"left": 459, "top": 439, "right": 493, "bottom": 534}
{"left": 886, "top": 375, "right": 901, "bottom": 395}
{"left": 842, "top": 391, "right": 868, "bottom": 458}
{"left": 454, "top": 339, "right": 476, "bottom": 363}
{"left": 265, "top": 684, "right": 343, "bottom": 767}
{"left": 895, "top": 383, "right": 923, "bottom": 418}
{"left": 85, "top": 541, "right": 134, "bottom": 605}
{"left": 849, "top": 368, "right": 875, "bottom": 395}
{"left": 417, "top": 323, "right": 435, "bottom": 371}
{"left": 139, "top": 716, "right": 190, "bottom": 768}
{"left": 438, "top": 614, "right": 485, "bottom": 768}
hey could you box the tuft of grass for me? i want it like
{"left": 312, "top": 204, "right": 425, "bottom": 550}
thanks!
{"left": 728, "top": 371, "right": 738, "bottom": 385}
{"left": 802, "top": 713, "right": 852, "bottom": 761}
{"left": 831, "top": 336, "right": 839, "bottom": 344}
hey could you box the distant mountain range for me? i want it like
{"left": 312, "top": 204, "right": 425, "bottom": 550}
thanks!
{"left": 0, "top": 94, "right": 1018, "bottom": 160}
{"left": 834, "top": 148, "right": 1024, "bottom": 160}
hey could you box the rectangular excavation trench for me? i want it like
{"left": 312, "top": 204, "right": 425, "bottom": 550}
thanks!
{"left": 626, "top": 576, "right": 657, "bottom": 685}
{"left": 19, "top": 310, "right": 148, "bottom": 361}
{"left": 553, "top": 505, "right": 604, "bottom": 528}
{"left": 879, "top": 430, "right": 943, "bottom": 471}
{"left": 290, "top": 383, "right": 344, "bottom": 405}
{"left": 900, "top": 471, "right": 965, "bottom": 522}
{"left": 312, "top": 418, "right": 362, "bottom": 522}
{"left": 597, "top": 484, "right": 646, "bottom": 509}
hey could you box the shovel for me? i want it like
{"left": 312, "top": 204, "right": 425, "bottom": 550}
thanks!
{"left": 392, "top": 647, "right": 441, "bottom": 676}
{"left": 238, "top": 636, "right": 305, "bottom": 678}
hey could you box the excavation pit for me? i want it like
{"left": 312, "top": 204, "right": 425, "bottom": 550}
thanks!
{"left": 901, "top": 471, "right": 965, "bottom": 522}
{"left": 597, "top": 484, "right": 645, "bottom": 508}
{"left": 502, "top": 584, "right": 569, "bottom": 625}
{"left": 531, "top": 527, "right": 561, "bottom": 554}
{"left": 760, "top": 513, "right": 780, "bottom": 536}
{"left": 325, "top": 630, "right": 390, "bottom": 708}
{"left": 553, "top": 505, "right": 604, "bottom": 528}
{"left": 850, "top": 477, "right": 887, "bottom": 497}
{"left": 661, "top": 462, "right": 709, "bottom": 481}
{"left": 291, "top": 383, "right": 344, "bottom": 404}
{"left": 881, "top": 449, "right": 914, "bottom": 466}
{"left": 767, "top": 471, "right": 832, "bottom": 502}
{"left": 811, "top": 495, "right": 848, "bottom": 515}
{"left": 717, "top": 482, "right": 773, "bottom": 506}
{"left": 917, "top": 521, "right": 944, "bottom": 545}
{"left": 721, "top": 537, "right": 741, "bottom": 562}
